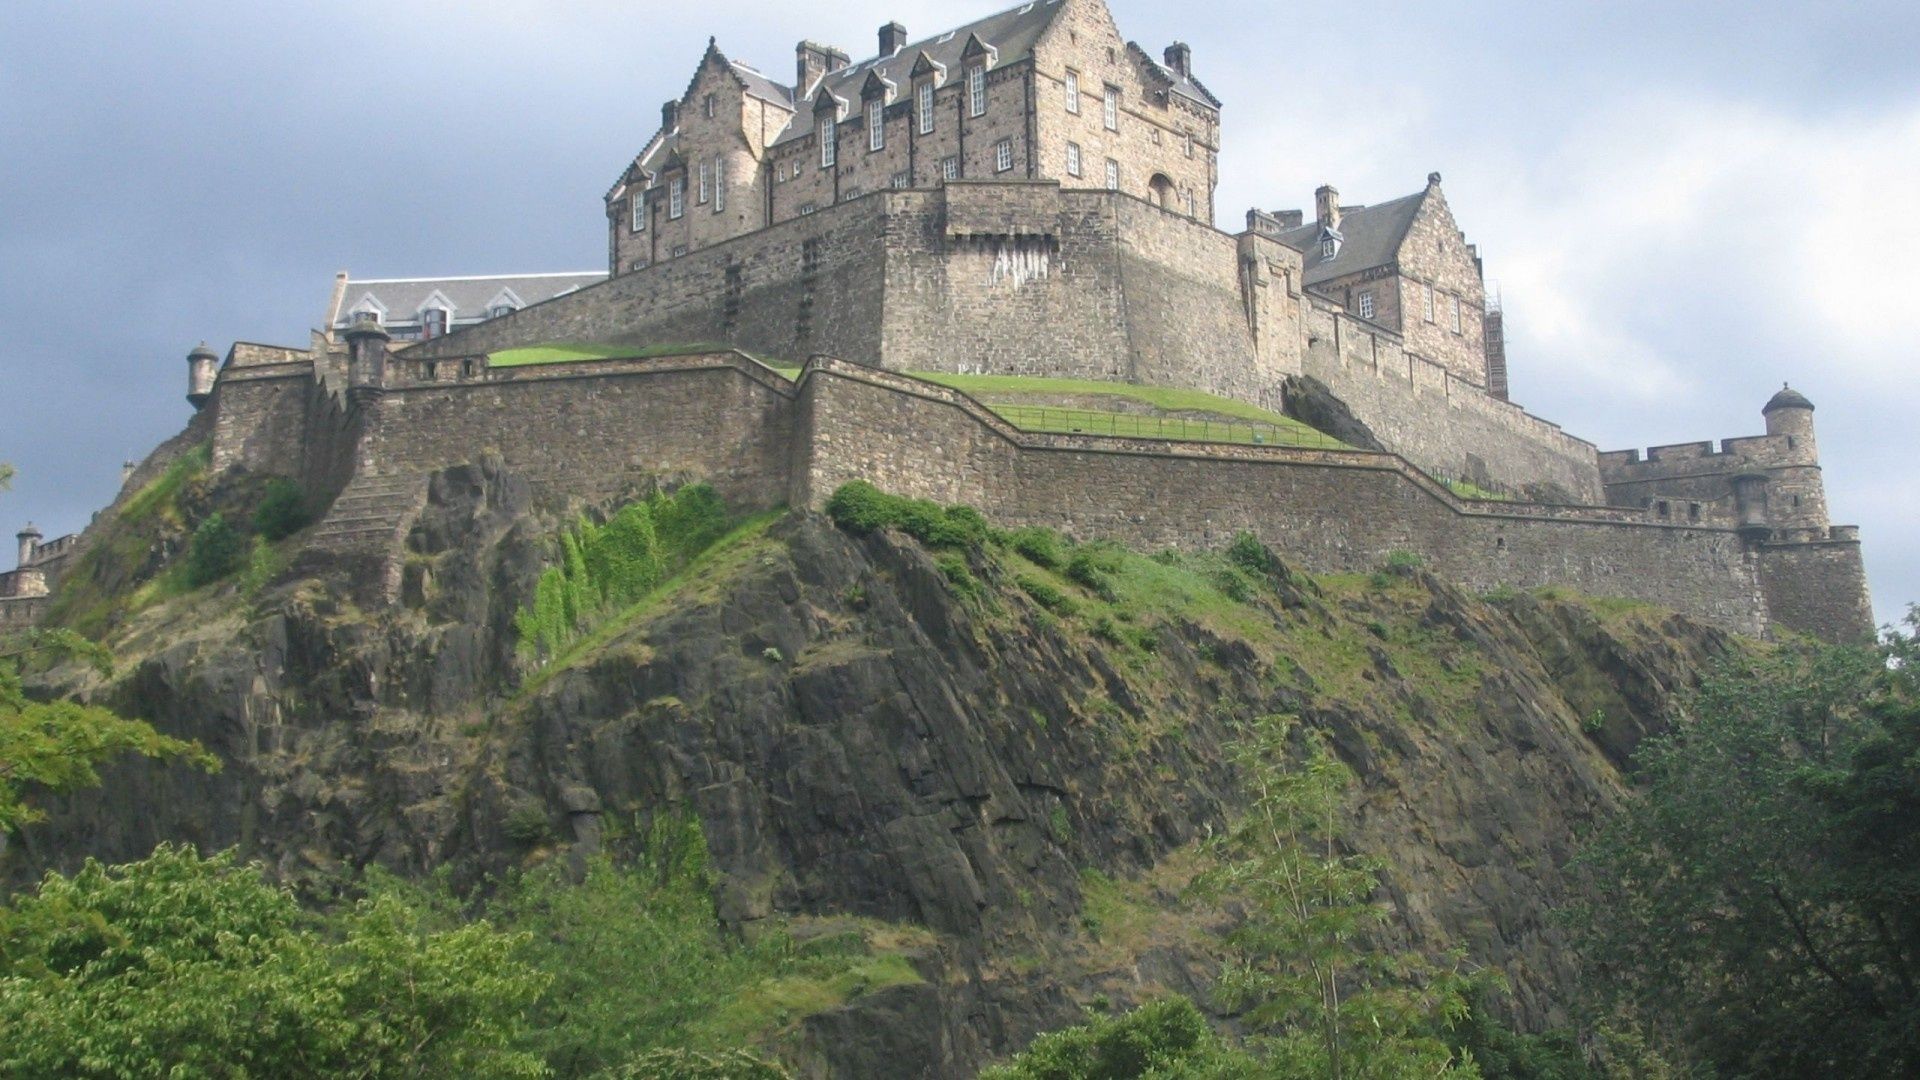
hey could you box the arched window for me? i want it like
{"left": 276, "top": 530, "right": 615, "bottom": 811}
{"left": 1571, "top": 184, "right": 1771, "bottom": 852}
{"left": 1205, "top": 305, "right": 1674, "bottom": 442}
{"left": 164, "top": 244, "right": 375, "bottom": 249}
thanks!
{"left": 1148, "top": 173, "right": 1176, "bottom": 209}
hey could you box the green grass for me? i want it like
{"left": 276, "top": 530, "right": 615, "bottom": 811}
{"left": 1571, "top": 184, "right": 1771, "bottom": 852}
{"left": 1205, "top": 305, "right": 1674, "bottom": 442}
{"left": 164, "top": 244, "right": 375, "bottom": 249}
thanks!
{"left": 488, "top": 341, "right": 732, "bottom": 367}
{"left": 905, "top": 373, "right": 1352, "bottom": 450}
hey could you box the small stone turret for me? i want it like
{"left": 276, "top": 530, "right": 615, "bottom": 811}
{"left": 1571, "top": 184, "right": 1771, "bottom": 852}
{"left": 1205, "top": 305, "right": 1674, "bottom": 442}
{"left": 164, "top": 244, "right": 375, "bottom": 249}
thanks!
{"left": 1762, "top": 384, "right": 1815, "bottom": 445}
{"left": 186, "top": 342, "right": 219, "bottom": 409}
{"left": 344, "top": 314, "right": 390, "bottom": 404}
{"left": 16, "top": 523, "right": 41, "bottom": 569}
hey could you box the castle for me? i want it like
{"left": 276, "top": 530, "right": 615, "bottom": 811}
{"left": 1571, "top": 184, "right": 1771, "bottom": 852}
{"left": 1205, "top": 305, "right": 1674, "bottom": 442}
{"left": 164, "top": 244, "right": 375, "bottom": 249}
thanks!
{"left": 0, "top": 0, "right": 1874, "bottom": 643}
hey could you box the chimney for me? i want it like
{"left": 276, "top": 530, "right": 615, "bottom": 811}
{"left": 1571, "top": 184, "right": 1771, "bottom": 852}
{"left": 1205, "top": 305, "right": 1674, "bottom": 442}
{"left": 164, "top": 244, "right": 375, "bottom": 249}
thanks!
{"left": 1164, "top": 42, "right": 1192, "bottom": 78}
{"left": 1276, "top": 209, "right": 1304, "bottom": 229}
{"left": 661, "top": 100, "right": 680, "bottom": 133}
{"left": 796, "top": 41, "right": 850, "bottom": 96}
{"left": 879, "top": 22, "right": 909, "bottom": 56}
{"left": 1315, "top": 185, "right": 1341, "bottom": 231}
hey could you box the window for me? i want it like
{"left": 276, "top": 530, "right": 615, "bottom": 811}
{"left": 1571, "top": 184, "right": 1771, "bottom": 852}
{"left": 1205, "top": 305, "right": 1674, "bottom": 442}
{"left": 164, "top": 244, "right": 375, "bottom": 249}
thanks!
{"left": 1064, "top": 69, "right": 1080, "bottom": 113}
{"left": 1066, "top": 141, "right": 1082, "bottom": 177}
{"left": 890, "top": 170, "right": 910, "bottom": 189}
{"left": 968, "top": 64, "right": 986, "bottom": 117}
{"left": 868, "top": 99, "right": 885, "bottom": 151}
{"left": 669, "top": 176, "right": 685, "bottom": 219}
{"left": 1358, "top": 291, "right": 1375, "bottom": 320}
{"left": 703, "top": 94, "right": 716, "bottom": 119}
{"left": 1321, "top": 237, "right": 1337, "bottom": 258}
{"left": 842, "top": 185, "right": 862, "bottom": 201}
{"left": 1103, "top": 85, "right": 1118, "bottom": 130}
{"left": 488, "top": 304, "right": 516, "bottom": 319}
{"left": 1104, "top": 158, "right": 1119, "bottom": 190}
{"left": 713, "top": 157, "right": 725, "bottom": 212}
{"left": 994, "top": 138, "right": 1013, "bottom": 173}
{"left": 941, "top": 155, "right": 960, "bottom": 181}
{"left": 1451, "top": 295, "right": 1462, "bottom": 333}
{"left": 420, "top": 309, "right": 448, "bottom": 339}
{"left": 819, "top": 118, "right": 836, "bottom": 167}
{"left": 1184, "top": 191, "right": 1195, "bottom": 216}
{"left": 631, "top": 196, "right": 646, "bottom": 232}
{"left": 917, "top": 81, "right": 934, "bottom": 134}
{"left": 800, "top": 202, "right": 816, "bottom": 215}
{"left": 1185, "top": 131, "right": 1194, "bottom": 159}
{"left": 1423, "top": 284, "right": 1435, "bottom": 323}
{"left": 698, "top": 161, "right": 710, "bottom": 204}
{"left": 671, "top": 244, "right": 687, "bottom": 257}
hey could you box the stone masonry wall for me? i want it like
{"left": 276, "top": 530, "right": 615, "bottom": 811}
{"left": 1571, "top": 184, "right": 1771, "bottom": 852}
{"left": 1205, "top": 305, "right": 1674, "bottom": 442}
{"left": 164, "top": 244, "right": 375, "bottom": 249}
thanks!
{"left": 1301, "top": 297, "right": 1603, "bottom": 501}
{"left": 794, "top": 359, "right": 1765, "bottom": 636}
{"left": 209, "top": 364, "right": 312, "bottom": 476}
{"left": 1757, "top": 534, "right": 1875, "bottom": 642}
{"left": 1392, "top": 187, "right": 1489, "bottom": 387}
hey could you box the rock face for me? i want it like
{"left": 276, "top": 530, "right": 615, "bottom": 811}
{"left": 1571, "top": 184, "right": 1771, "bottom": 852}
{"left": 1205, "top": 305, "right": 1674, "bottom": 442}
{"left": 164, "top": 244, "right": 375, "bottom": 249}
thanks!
{"left": 14, "top": 459, "right": 1736, "bottom": 1077}
{"left": 1281, "top": 373, "right": 1386, "bottom": 452}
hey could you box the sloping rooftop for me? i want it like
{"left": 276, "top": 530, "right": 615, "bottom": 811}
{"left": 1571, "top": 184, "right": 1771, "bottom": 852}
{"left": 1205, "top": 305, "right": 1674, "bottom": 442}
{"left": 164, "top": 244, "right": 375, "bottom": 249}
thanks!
{"left": 331, "top": 272, "right": 607, "bottom": 328}
{"left": 1273, "top": 190, "right": 1428, "bottom": 287}
{"left": 769, "top": 0, "right": 1068, "bottom": 146}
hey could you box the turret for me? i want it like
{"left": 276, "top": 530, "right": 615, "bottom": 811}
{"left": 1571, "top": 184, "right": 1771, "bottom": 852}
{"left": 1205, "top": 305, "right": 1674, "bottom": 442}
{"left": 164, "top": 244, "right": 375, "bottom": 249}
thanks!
{"left": 16, "top": 523, "right": 41, "bottom": 569}
{"left": 1730, "top": 473, "right": 1772, "bottom": 542}
{"left": 1760, "top": 384, "right": 1828, "bottom": 530}
{"left": 1315, "top": 184, "right": 1341, "bottom": 232}
{"left": 1762, "top": 384, "right": 1816, "bottom": 445}
{"left": 343, "top": 314, "right": 390, "bottom": 404}
{"left": 186, "top": 342, "right": 219, "bottom": 409}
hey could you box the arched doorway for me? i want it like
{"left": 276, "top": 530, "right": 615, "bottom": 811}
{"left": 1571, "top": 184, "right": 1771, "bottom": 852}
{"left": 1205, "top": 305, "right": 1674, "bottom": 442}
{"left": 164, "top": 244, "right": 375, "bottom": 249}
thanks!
{"left": 1148, "top": 173, "right": 1176, "bottom": 210}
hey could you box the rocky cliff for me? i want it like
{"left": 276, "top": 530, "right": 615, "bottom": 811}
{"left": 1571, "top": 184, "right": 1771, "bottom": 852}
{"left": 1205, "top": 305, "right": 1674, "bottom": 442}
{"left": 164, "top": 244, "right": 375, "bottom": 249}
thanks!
{"left": 12, "top": 457, "right": 1737, "bottom": 1077}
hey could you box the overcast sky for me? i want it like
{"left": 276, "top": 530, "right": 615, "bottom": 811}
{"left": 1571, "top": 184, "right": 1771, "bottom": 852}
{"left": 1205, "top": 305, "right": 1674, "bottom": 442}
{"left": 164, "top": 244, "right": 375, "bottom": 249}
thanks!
{"left": 2, "top": 1, "right": 1914, "bottom": 629}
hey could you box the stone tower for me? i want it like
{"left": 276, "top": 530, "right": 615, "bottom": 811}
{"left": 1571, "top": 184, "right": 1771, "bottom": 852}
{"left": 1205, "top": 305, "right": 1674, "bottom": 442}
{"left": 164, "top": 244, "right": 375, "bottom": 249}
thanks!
{"left": 187, "top": 342, "right": 219, "bottom": 409}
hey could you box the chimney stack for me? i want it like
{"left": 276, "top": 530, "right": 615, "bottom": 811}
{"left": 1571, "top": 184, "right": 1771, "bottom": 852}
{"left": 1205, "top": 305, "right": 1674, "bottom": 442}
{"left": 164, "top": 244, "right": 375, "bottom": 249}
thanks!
{"left": 1315, "top": 185, "right": 1341, "bottom": 232}
{"left": 661, "top": 100, "right": 680, "bottom": 133}
{"left": 1276, "top": 209, "right": 1304, "bottom": 229}
{"left": 879, "top": 22, "right": 909, "bottom": 56}
{"left": 1164, "top": 42, "right": 1192, "bottom": 78}
{"left": 796, "top": 41, "right": 850, "bottom": 96}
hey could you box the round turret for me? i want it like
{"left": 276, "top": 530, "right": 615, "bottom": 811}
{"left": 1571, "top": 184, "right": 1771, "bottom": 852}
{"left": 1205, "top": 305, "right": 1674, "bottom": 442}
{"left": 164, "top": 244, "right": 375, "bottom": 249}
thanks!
{"left": 343, "top": 314, "right": 392, "bottom": 398}
{"left": 1762, "top": 383, "right": 1816, "bottom": 440}
{"left": 17, "top": 523, "right": 42, "bottom": 569}
{"left": 186, "top": 342, "right": 219, "bottom": 409}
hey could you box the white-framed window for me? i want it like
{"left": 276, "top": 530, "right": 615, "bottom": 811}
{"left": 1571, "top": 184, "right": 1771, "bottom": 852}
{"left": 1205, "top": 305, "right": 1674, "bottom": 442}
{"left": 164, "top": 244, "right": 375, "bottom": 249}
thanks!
{"left": 1451, "top": 295, "right": 1462, "bottom": 333}
{"left": 994, "top": 138, "right": 1013, "bottom": 173}
{"left": 941, "top": 155, "right": 960, "bottom": 181}
{"left": 1104, "top": 158, "right": 1119, "bottom": 190}
{"left": 713, "top": 157, "right": 725, "bottom": 212}
{"left": 819, "top": 118, "right": 836, "bottom": 167}
{"left": 420, "top": 308, "right": 448, "bottom": 339}
{"left": 968, "top": 64, "right": 986, "bottom": 116}
{"left": 791, "top": 160, "right": 802, "bottom": 179}
{"left": 890, "top": 170, "right": 910, "bottom": 189}
{"left": 1358, "top": 291, "right": 1375, "bottom": 320}
{"left": 631, "top": 196, "right": 646, "bottom": 232}
{"left": 1321, "top": 237, "right": 1337, "bottom": 258}
{"left": 843, "top": 185, "right": 862, "bottom": 201}
{"left": 1423, "top": 283, "right": 1435, "bottom": 322}
{"left": 1064, "top": 69, "right": 1079, "bottom": 113}
{"left": 868, "top": 98, "right": 885, "bottom": 151}
{"left": 669, "top": 176, "right": 685, "bottom": 219}
{"left": 1103, "top": 85, "right": 1118, "bottom": 130}
{"left": 1066, "top": 141, "right": 1082, "bottom": 177}
{"left": 488, "top": 304, "right": 516, "bottom": 319}
{"left": 917, "top": 81, "right": 934, "bottom": 134}
{"left": 698, "top": 161, "right": 710, "bottom": 204}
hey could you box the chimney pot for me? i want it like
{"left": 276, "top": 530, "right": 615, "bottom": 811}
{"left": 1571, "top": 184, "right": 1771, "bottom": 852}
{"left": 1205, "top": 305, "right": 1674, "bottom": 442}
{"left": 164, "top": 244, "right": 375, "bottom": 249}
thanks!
{"left": 1164, "top": 42, "right": 1192, "bottom": 77}
{"left": 879, "top": 22, "right": 908, "bottom": 55}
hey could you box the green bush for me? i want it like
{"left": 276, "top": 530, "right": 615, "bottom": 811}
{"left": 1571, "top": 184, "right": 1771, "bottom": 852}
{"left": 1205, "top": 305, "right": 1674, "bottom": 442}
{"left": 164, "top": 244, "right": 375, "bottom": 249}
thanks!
{"left": 600, "top": 1048, "right": 791, "bottom": 1079}
{"left": 1018, "top": 574, "right": 1077, "bottom": 615}
{"left": 252, "top": 478, "right": 311, "bottom": 541}
{"left": 824, "top": 482, "right": 989, "bottom": 549}
{"left": 1008, "top": 526, "right": 1066, "bottom": 569}
{"left": 1225, "top": 532, "right": 1276, "bottom": 579}
{"left": 979, "top": 996, "right": 1257, "bottom": 1079}
{"left": 1066, "top": 549, "right": 1118, "bottom": 602}
{"left": 936, "top": 552, "right": 984, "bottom": 601}
{"left": 184, "top": 512, "right": 244, "bottom": 587}
{"left": 1383, "top": 550, "right": 1425, "bottom": 575}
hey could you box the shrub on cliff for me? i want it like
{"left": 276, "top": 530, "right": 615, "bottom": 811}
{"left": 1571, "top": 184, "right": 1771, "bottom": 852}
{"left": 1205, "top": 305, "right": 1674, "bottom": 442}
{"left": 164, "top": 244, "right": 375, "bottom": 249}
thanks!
{"left": 252, "top": 478, "right": 311, "bottom": 541}
{"left": 825, "top": 481, "right": 989, "bottom": 548}
{"left": 979, "top": 996, "right": 1260, "bottom": 1079}
{"left": 183, "top": 512, "right": 243, "bottom": 587}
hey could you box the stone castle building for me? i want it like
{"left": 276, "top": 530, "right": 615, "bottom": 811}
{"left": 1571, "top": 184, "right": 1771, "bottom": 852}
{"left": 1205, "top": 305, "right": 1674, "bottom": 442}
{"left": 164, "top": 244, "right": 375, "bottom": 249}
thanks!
{"left": 0, "top": 0, "right": 1875, "bottom": 643}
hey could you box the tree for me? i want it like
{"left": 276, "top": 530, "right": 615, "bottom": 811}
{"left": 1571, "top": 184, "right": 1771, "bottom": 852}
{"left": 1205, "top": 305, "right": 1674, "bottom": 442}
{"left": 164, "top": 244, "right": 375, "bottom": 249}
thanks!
{"left": 1575, "top": 611, "right": 1920, "bottom": 1077}
{"left": 1191, "top": 715, "right": 1478, "bottom": 1079}
{"left": 185, "top": 511, "right": 243, "bottom": 586}
{"left": 0, "top": 630, "right": 216, "bottom": 833}
{"left": 979, "top": 996, "right": 1262, "bottom": 1079}
{"left": 0, "top": 845, "right": 550, "bottom": 1078}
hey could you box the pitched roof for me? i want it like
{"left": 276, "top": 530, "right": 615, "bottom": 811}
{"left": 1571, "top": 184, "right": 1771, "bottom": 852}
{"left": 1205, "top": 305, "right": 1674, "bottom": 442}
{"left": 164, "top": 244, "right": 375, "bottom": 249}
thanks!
{"left": 1272, "top": 190, "right": 1428, "bottom": 287}
{"left": 331, "top": 272, "right": 607, "bottom": 328}
{"left": 769, "top": 0, "right": 1067, "bottom": 146}
{"left": 729, "top": 61, "right": 794, "bottom": 107}
{"left": 1128, "top": 43, "right": 1220, "bottom": 109}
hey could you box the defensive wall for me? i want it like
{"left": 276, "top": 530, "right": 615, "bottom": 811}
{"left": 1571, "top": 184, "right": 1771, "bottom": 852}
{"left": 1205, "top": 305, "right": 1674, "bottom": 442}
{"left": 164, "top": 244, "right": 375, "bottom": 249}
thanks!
{"left": 402, "top": 180, "right": 1603, "bottom": 501}
{"left": 172, "top": 343, "right": 1870, "bottom": 641}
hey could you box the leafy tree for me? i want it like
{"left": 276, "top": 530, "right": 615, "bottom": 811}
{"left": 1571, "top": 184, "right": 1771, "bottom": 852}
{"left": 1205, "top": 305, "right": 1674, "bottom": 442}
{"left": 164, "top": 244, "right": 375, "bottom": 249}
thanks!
{"left": 0, "top": 630, "right": 215, "bottom": 833}
{"left": 1191, "top": 715, "right": 1478, "bottom": 1079}
{"left": 184, "top": 511, "right": 244, "bottom": 586}
{"left": 0, "top": 845, "right": 549, "bottom": 1078}
{"left": 979, "top": 996, "right": 1263, "bottom": 1079}
{"left": 1575, "top": 610, "right": 1920, "bottom": 1077}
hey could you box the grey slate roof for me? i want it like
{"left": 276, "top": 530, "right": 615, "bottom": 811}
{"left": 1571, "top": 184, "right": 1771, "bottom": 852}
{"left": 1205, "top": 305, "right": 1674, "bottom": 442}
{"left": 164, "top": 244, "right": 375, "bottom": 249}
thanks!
{"left": 1764, "top": 385, "right": 1815, "bottom": 413}
{"left": 729, "top": 62, "right": 794, "bottom": 107}
{"left": 331, "top": 272, "right": 607, "bottom": 328}
{"left": 769, "top": 0, "right": 1068, "bottom": 146}
{"left": 1273, "top": 190, "right": 1428, "bottom": 287}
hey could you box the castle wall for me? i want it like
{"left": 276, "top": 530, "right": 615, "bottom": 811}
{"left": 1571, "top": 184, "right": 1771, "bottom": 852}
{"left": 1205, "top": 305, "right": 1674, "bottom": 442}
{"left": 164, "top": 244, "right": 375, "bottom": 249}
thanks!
{"left": 209, "top": 363, "right": 312, "bottom": 476}
{"left": 363, "top": 352, "right": 797, "bottom": 511}
{"left": 1600, "top": 432, "right": 1829, "bottom": 532}
{"left": 1756, "top": 532, "right": 1875, "bottom": 643}
{"left": 1300, "top": 297, "right": 1604, "bottom": 501}
{"left": 794, "top": 360, "right": 1764, "bottom": 634}
{"left": 1392, "top": 190, "right": 1489, "bottom": 387}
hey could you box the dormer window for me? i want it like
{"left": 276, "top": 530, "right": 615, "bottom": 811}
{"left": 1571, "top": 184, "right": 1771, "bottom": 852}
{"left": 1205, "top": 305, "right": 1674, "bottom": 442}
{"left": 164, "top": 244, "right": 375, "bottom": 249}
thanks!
{"left": 419, "top": 308, "right": 449, "bottom": 340}
{"left": 868, "top": 98, "right": 884, "bottom": 151}
{"left": 968, "top": 64, "right": 986, "bottom": 117}
{"left": 917, "top": 81, "right": 935, "bottom": 134}
{"left": 1321, "top": 237, "right": 1338, "bottom": 258}
{"left": 488, "top": 304, "right": 516, "bottom": 319}
{"left": 819, "top": 117, "right": 837, "bottom": 167}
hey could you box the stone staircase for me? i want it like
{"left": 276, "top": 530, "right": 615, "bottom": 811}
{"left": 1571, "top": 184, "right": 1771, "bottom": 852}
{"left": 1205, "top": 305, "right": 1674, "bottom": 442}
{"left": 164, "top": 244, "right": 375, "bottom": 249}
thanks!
{"left": 306, "top": 472, "right": 429, "bottom": 601}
